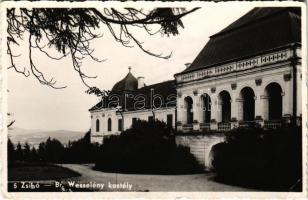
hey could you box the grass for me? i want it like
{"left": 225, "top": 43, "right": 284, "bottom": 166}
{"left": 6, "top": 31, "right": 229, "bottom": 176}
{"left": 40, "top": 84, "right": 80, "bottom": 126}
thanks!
{"left": 8, "top": 161, "right": 81, "bottom": 181}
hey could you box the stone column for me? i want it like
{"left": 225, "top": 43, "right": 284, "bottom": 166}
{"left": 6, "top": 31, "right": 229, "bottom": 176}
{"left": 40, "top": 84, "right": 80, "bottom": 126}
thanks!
{"left": 253, "top": 80, "right": 264, "bottom": 127}
{"left": 282, "top": 77, "right": 292, "bottom": 117}
{"left": 216, "top": 98, "right": 222, "bottom": 123}
{"left": 210, "top": 94, "right": 218, "bottom": 130}
{"left": 254, "top": 88, "right": 261, "bottom": 118}
{"left": 296, "top": 65, "right": 302, "bottom": 117}
{"left": 210, "top": 94, "right": 218, "bottom": 121}
{"left": 260, "top": 95, "right": 269, "bottom": 121}
{"left": 192, "top": 94, "right": 201, "bottom": 131}
{"left": 193, "top": 94, "right": 202, "bottom": 123}
{"left": 230, "top": 98, "right": 239, "bottom": 128}
{"left": 237, "top": 98, "right": 244, "bottom": 121}
{"left": 231, "top": 90, "right": 239, "bottom": 121}
{"left": 230, "top": 88, "right": 239, "bottom": 129}
{"left": 177, "top": 96, "right": 186, "bottom": 124}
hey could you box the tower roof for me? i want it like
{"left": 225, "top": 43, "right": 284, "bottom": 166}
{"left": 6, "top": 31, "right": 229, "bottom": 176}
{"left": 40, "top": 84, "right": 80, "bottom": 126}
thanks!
{"left": 111, "top": 67, "right": 138, "bottom": 91}
{"left": 180, "top": 7, "right": 301, "bottom": 74}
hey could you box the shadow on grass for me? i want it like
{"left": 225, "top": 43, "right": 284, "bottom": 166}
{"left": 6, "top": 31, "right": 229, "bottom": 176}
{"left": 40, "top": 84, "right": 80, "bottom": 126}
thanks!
{"left": 8, "top": 161, "right": 81, "bottom": 181}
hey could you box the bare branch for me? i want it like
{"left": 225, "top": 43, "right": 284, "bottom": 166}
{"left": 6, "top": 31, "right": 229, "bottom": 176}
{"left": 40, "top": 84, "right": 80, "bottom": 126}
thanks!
{"left": 7, "top": 7, "right": 198, "bottom": 93}
{"left": 33, "top": 38, "right": 70, "bottom": 60}
{"left": 91, "top": 8, "right": 200, "bottom": 25}
{"left": 7, "top": 120, "right": 15, "bottom": 128}
{"left": 29, "top": 33, "right": 67, "bottom": 89}
{"left": 7, "top": 42, "right": 30, "bottom": 77}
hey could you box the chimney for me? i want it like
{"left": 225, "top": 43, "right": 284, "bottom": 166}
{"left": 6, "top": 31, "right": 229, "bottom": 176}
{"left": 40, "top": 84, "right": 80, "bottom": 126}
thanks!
{"left": 137, "top": 77, "right": 145, "bottom": 89}
{"left": 185, "top": 63, "right": 191, "bottom": 68}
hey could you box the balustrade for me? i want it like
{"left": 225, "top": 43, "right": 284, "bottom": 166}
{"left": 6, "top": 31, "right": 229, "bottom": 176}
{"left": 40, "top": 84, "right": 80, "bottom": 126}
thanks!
{"left": 176, "top": 49, "right": 291, "bottom": 83}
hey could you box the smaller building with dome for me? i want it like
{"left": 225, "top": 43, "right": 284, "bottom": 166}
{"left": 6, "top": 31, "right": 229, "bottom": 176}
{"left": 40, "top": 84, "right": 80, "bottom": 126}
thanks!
{"left": 89, "top": 67, "right": 176, "bottom": 143}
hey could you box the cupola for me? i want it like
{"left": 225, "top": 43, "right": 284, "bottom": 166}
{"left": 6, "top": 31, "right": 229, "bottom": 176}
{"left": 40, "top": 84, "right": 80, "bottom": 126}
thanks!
{"left": 111, "top": 66, "right": 138, "bottom": 91}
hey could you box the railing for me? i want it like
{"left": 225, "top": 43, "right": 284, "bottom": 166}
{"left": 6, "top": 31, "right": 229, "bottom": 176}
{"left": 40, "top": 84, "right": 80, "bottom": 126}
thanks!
{"left": 176, "top": 49, "right": 291, "bottom": 83}
{"left": 218, "top": 122, "right": 231, "bottom": 131}
{"left": 182, "top": 124, "right": 193, "bottom": 131}
{"left": 200, "top": 123, "right": 210, "bottom": 131}
{"left": 239, "top": 121, "right": 256, "bottom": 128}
{"left": 178, "top": 120, "right": 286, "bottom": 132}
{"left": 264, "top": 120, "right": 282, "bottom": 129}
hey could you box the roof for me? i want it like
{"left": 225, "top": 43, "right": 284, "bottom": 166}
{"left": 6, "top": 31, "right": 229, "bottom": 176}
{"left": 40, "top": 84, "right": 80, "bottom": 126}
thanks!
{"left": 180, "top": 7, "right": 301, "bottom": 74}
{"left": 112, "top": 71, "right": 138, "bottom": 91}
{"left": 89, "top": 80, "right": 176, "bottom": 112}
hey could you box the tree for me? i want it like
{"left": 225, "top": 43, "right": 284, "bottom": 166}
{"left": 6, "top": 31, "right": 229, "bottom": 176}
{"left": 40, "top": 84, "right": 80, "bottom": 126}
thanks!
{"left": 30, "top": 147, "right": 39, "bottom": 162}
{"left": 7, "top": 139, "right": 15, "bottom": 163}
{"left": 46, "top": 137, "right": 65, "bottom": 162}
{"left": 7, "top": 7, "right": 199, "bottom": 94}
{"left": 95, "top": 120, "right": 202, "bottom": 174}
{"left": 15, "top": 142, "right": 23, "bottom": 160}
{"left": 65, "top": 130, "right": 94, "bottom": 163}
{"left": 23, "top": 142, "right": 31, "bottom": 161}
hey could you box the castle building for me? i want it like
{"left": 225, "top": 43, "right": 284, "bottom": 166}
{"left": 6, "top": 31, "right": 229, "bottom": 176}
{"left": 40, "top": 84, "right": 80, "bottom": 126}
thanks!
{"left": 89, "top": 67, "right": 176, "bottom": 143}
{"left": 89, "top": 7, "right": 302, "bottom": 143}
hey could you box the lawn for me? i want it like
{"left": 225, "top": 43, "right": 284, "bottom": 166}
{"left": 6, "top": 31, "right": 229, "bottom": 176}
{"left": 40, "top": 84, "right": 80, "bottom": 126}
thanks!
{"left": 8, "top": 161, "right": 81, "bottom": 181}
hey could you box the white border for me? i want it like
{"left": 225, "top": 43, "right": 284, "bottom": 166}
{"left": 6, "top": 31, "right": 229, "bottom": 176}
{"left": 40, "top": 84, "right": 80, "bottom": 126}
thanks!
{"left": 0, "top": 1, "right": 307, "bottom": 199}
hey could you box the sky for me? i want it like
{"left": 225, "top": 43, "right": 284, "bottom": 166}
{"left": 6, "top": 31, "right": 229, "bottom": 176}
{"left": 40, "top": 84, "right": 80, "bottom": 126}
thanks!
{"left": 7, "top": 4, "right": 255, "bottom": 132}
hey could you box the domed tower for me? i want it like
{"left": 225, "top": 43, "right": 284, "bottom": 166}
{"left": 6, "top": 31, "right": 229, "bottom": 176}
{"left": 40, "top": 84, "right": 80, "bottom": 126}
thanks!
{"left": 112, "top": 67, "right": 138, "bottom": 92}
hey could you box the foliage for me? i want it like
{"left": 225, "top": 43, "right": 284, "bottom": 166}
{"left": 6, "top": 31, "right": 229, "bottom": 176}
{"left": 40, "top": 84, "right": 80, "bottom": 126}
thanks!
{"left": 8, "top": 122, "right": 202, "bottom": 174}
{"left": 8, "top": 130, "right": 99, "bottom": 164}
{"left": 65, "top": 131, "right": 100, "bottom": 163}
{"left": 95, "top": 120, "right": 203, "bottom": 174}
{"left": 7, "top": 7, "right": 199, "bottom": 91}
{"left": 211, "top": 127, "right": 302, "bottom": 191}
{"left": 38, "top": 137, "right": 66, "bottom": 162}
{"left": 7, "top": 139, "right": 15, "bottom": 166}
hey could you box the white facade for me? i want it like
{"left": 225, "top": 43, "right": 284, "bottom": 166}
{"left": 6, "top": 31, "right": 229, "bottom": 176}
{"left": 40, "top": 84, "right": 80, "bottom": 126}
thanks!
{"left": 90, "top": 43, "right": 301, "bottom": 143}
{"left": 89, "top": 8, "right": 302, "bottom": 142}
{"left": 90, "top": 107, "right": 175, "bottom": 143}
{"left": 175, "top": 47, "right": 302, "bottom": 132}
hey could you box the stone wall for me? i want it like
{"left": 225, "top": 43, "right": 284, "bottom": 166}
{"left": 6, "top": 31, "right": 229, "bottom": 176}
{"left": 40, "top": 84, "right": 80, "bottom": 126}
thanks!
{"left": 175, "top": 134, "right": 225, "bottom": 170}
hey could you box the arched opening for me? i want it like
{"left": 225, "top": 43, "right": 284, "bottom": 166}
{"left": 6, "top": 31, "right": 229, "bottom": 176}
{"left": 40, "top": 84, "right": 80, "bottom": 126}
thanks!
{"left": 201, "top": 94, "right": 211, "bottom": 123}
{"left": 184, "top": 96, "right": 193, "bottom": 124}
{"left": 265, "top": 83, "right": 282, "bottom": 120}
{"left": 108, "top": 118, "right": 112, "bottom": 131}
{"left": 218, "top": 91, "right": 231, "bottom": 122}
{"left": 96, "top": 119, "right": 100, "bottom": 132}
{"left": 240, "top": 87, "right": 255, "bottom": 121}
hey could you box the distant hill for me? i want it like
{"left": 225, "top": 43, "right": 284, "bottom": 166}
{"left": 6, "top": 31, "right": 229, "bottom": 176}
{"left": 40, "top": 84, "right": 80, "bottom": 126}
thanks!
{"left": 8, "top": 128, "right": 86, "bottom": 148}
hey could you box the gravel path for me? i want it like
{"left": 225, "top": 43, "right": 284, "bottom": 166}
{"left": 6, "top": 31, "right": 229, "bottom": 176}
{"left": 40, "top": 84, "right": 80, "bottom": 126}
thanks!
{"left": 59, "top": 164, "right": 254, "bottom": 192}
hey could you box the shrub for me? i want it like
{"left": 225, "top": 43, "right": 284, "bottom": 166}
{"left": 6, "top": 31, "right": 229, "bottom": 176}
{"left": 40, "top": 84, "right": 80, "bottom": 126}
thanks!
{"left": 95, "top": 120, "right": 203, "bottom": 174}
{"left": 8, "top": 130, "right": 100, "bottom": 164}
{"left": 211, "top": 127, "right": 302, "bottom": 191}
{"left": 65, "top": 131, "right": 100, "bottom": 163}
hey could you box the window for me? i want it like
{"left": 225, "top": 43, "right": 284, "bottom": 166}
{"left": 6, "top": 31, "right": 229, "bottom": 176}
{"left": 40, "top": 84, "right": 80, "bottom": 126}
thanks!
{"left": 108, "top": 118, "right": 112, "bottom": 131}
{"left": 201, "top": 94, "right": 211, "bottom": 123}
{"left": 218, "top": 91, "right": 231, "bottom": 122}
{"left": 132, "top": 118, "right": 137, "bottom": 126}
{"left": 167, "top": 114, "right": 173, "bottom": 127}
{"left": 118, "top": 119, "right": 123, "bottom": 131}
{"left": 265, "top": 83, "right": 282, "bottom": 120}
{"left": 96, "top": 119, "right": 100, "bottom": 132}
{"left": 184, "top": 96, "right": 193, "bottom": 124}
{"left": 148, "top": 116, "right": 154, "bottom": 123}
